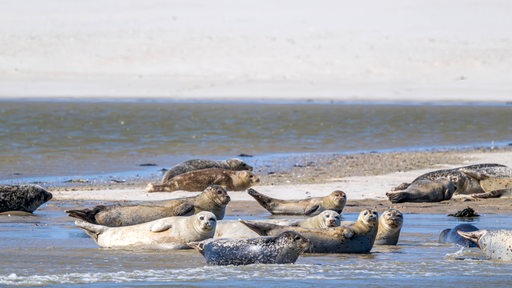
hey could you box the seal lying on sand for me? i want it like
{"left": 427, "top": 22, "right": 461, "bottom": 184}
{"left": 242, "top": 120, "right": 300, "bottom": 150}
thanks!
{"left": 458, "top": 229, "right": 512, "bottom": 261}
{"left": 214, "top": 210, "right": 341, "bottom": 239}
{"left": 387, "top": 163, "right": 512, "bottom": 203}
{"left": 75, "top": 211, "right": 217, "bottom": 250}
{"left": 438, "top": 224, "right": 479, "bottom": 247}
{"left": 66, "top": 185, "right": 230, "bottom": 226}
{"left": 147, "top": 169, "right": 259, "bottom": 192}
{"left": 0, "top": 185, "right": 52, "bottom": 213}
{"left": 240, "top": 208, "right": 379, "bottom": 254}
{"left": 162, "top": 158, "right": 253, "bottom": 183}
{"left": 189, "top": 231, "right": 310, "bottom": 265}
{"left": 374, "top": 208, "right": 403, "bottom": 245}
{"left": 247, "top": 188, "right": 346, "bottom": 216}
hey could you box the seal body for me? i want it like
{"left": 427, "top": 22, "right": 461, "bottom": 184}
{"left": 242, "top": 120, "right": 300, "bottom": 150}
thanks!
{"left": 75, "top": 211, "right": 217, "bottom": 250}
{"left": 189, "top": 231, "right": 310, "bottom": 265}
{"left": 388, "top": 164, "right": 512, "bottom": 203}
{"left": 0, "top": 185, "right": 52, "bottom": 213}
{"left": 457, "top": 229, "right": 512, "bottom": 261}
{"left": 162, "top": 158, "right": 253, "bottom": 182}
{"left": 66, "top": 185, "right": 230, "bottom": 226}
{"left": 241, "top": 208, "right": 379, "bottom": 254}
{"left": 375, "top": 208, "right": 403, "bottom": 245}
{"left": 438, "top": 224, "right": 479, "bottom": 247}
{"left": 248, "top": 188, "right": 346, "bottom": 216}
{"left": 147, "top": 169, "right": 259, "bottom": 192}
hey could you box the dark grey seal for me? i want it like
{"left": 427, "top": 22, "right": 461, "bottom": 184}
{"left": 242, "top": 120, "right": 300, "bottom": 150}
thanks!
{"left": 188, "top": 231, "right": 310, "bottom": 265}
{"left": 438, "top": 224, "right": 479, "bottom": 247}
{"left": 387, "top": 163, "right": 512, "bottom": 203}
{"left": 0, "top": 185, "right": 52, "bottom": 213}
{"left": 162, "top": 158, "right": 253, "bottom": 182}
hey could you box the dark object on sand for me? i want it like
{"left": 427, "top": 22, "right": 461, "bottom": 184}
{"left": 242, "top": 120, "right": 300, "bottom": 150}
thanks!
{"left": 448, "top": 207, "right": 479, "bottom": 217}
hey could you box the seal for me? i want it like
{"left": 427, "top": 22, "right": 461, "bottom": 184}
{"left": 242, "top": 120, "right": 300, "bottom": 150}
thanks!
{"left": 74, "top": 211, "right": 217, "bottom": 250}
{"left": 0, "top": 185, "right": 52, "bottom": 213}
{"left": 438, "top": 224, "right": 479, "bottom": 247}
{"left": 374, "top": 208, "right": 403, "bottom": 245}
{"left": 188, "top": 231, "right": 310, "bottom": 265}
{"left": 247, "top": 188, "right": 347, "bottom": 216}
{"left": 66, "top": 185, "right": 230, "bottom": 226}
{"left": 387, "top": 163, "right": 512, "bottom": 203}
{"left": 457, "top": 229, "right": 512, "bottom": 261}
{"left": 240, "top": 208, "right": 379, "bottom": 254}
{"left": 147, "top": 168, "right": 259, "bottom": 192}
{"left": 162, "top": 158, "right": 253, "bottom": 183}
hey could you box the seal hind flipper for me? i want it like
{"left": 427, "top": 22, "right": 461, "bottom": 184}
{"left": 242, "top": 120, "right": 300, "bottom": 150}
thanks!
{"left": 303, "top": 205, "right": 320, "bottom": 216}
{"left": 472, "top": 188, "right": 512, "bottom": 199}
{"left": 239, "top": 220, "right": 282, "bottom": 236}
{"left": 66, "top": 205, "right": 107, "bottom": 224}
{"left": 74, "top": 220, "right": 107, "bottom": 242}
{"left": 457, "top": 230, "right": 486, "bottom": 247}
{"left": 385, "top": 191, "right": 406, "bottom": 203}
{"left": 187, "top": 241, "right": 205, "bottom": 255}
{"left": 247, "top": 188, "right": 280, "bottom": 211}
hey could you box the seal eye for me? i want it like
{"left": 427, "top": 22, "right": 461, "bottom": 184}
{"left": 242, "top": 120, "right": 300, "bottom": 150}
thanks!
{"left": 199, "top": 216, "right": 204, "bottom": 220}
{"left": 294, "top": 235, "right": 302, "bottom": 241}
{"left": 216, "top": 190, "right": 223, "bottom": 195}
{"left": 364, "top": 211, "right": 368, "bottom": 216}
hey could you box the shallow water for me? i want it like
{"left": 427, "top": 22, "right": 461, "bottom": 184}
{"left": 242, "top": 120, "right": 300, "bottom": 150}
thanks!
{"left": 0, "top": 100, "right": 511, "bottom": 181}
{"left": 0, "top": 202, "right": 511, "bottom": 287}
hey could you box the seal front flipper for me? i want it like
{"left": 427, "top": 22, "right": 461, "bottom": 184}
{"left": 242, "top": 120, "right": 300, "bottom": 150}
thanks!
{"left": 239, "top": 220, "right": 282, "bottom": 236}
{"left": 149, "top": 219, "right": 173, "bottom": 232}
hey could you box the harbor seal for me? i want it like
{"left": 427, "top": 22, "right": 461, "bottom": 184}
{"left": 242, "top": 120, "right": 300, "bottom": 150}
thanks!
{"left": 75, "top": 211, "right": 217, "bottom": 250}
{"left": 0, "top": 185, "right": 52, "bottom": 213}
{"left": 438, "top": 224, "right": 479, "bottom": 247}
{"left": 162, "top": 158, "right": 253, "bottom": 182}
{"left": 240, "top": 208, "right": 379, "bottom": 254}
{"left": 247, "top": 188, "right": 346, "bottom": 216}
{"left": 188, "top": 231, "right": 310, "bottom": 265}
{"left": 457, "top": 229, "right": 512, "bottom": 261}
{"left": 374, "top": 208, "right": 403, "bottom": 245}
{"left": 66, "top": 185, "right": 230, "bottom": 226}
{"left": 294, "top": 210, "right": 341, "bottom": 228}
{"left": 147, "top": 168, "right": 259, "bottom": 192}
{"left": 387, "top": 163, "right": 512, "bottom": 203}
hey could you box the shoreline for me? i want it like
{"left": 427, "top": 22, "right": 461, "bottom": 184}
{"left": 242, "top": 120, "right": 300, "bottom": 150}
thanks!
{"left": 48, "top": 146, "right": 512, "bottom": 215}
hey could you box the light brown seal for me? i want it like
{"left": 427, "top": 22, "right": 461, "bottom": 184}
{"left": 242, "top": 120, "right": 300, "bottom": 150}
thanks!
{"left": 75, "top": 211, "right": 217, "bottom": 250}
{"left": 188, "top": 231, "right": 310, "bottom": 265}
{"left": 147, "top": 168, "right": 259, "bottom": 192}
{"left": 240, "top": 208, "right": 379, "bottom": 254}
{"left": 374, "top": 208, "right": 403, "bottom": 245}
{"left": 0, "top": 185, "right": 52, "bottom": 214}
{"left": 247, "top": 188, "right": 347, "bottom": 216}
{"left": 162, "top": 158, "right": 253, "bottom": 182}
{"left": 458, "top": 229, "right": 512, "bottom": 261}
{"left": 66, "top": 185, "right": 230, "bottom": 226}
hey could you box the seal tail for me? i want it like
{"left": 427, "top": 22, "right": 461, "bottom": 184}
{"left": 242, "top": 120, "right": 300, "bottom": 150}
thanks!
{"left": 385, "top": 191, "right": 406, "bottom": 203}
{"left": 247, "top": 188, "right": 279, "bottom": 212}
{"left": 187, "top": 241, "right": 206, "bottom": 255}
{"left": 65, "top": 206, "right": 104, "bottom": 224}
{"left": 239, "top": 220, "right": 281, "bottom": 236}
{"left": 456, "top": 230, "right": 486, "bottom": 248}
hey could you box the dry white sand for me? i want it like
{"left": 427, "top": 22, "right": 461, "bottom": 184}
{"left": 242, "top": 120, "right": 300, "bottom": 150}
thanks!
{"left": 1, "top": 0, "right": 512, "bottom": 103}
{"left": 51, "top": 150, "right": 512, "bottom": 202}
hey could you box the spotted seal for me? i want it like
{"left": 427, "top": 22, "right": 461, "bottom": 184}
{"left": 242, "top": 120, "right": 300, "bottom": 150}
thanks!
{"left": 75, "top": 211, "right": 217, "bottom": 249}
{"left": 387, "top": 163, "right": 512, "bottom": 203}
{"left": 374, "top": 208, "right": 403, "bottom": 245}
{"left": 162, "top": 158, "right": 253, "bottom": 183}
{"left": 0, "top": 185, "right": 52, "bottom": 213}
{"left": 457, "top": 229, "right": 512, "bottom": 261}
{"left": 247, "top": 188, "right": 346, "bottom": 216}
{"left": 438, "top": 224, "right": 479, "bottom": 247}
{"left": 240, "top": 208, "right": 379, "bottom": 253}
{"left": 66, "top": 185, "right": 230, "bottom": 226}
{"left": 188, "top": 231, "right": 310, "bottom": 265}
{"left": 147, "top": 168, "right": 259, "bottom": 192}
